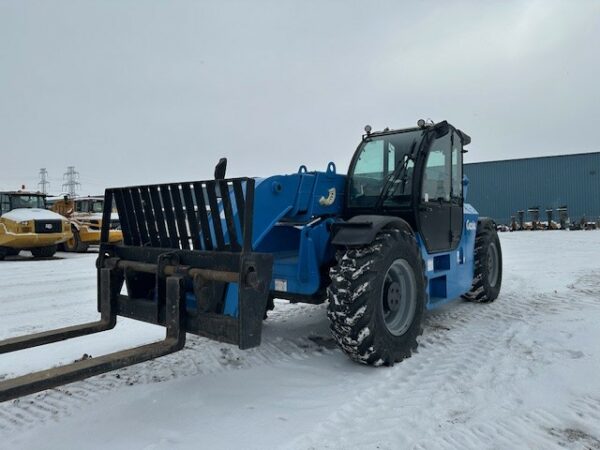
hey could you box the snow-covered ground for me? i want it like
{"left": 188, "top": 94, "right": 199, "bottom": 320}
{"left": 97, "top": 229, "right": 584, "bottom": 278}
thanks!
{"left": 0, "top": 232, "right": 599, "bottom": 449}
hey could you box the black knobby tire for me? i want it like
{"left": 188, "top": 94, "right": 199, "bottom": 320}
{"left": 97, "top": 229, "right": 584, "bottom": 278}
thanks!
{"left": 263, "top": 295, "right": 275, "bottom": 320}
{"left": 0, "top": 247, "right": 20, "bottom": 259}
{"left": 63, "top": 228, "right": 89, "bottom": 253}
{"left": 327, "top": 229, "right": 426, "bottom": 366}
{"left": 31, "top": 245, "right": 57, "bottom": 258}
{"left": 463, "top": 221, "right": 503, "bottom": 303}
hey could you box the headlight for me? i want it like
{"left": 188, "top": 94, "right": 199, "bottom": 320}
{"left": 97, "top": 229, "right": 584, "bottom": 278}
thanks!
{"left": 19, "top": 220, "right": 30, "bottom": 226}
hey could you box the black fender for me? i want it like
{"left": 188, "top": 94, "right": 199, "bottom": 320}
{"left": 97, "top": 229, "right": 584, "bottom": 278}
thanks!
{"left": 477, "top": 217, "right": 497, "bottom": 232}
{"left": 331, "top": 215, "right": 414, "bottom": 248}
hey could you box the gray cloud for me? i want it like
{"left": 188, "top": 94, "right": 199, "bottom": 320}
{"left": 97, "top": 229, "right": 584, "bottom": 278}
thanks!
{"left": 1, "top": 0, "right": 599, "bottom": 194}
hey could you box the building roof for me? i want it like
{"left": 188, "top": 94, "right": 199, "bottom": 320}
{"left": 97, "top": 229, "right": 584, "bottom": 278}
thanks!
{"left": 466, "top": 150, "right": 600, "bottom": 166}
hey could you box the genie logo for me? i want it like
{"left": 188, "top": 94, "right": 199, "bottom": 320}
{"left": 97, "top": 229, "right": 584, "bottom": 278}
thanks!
{"left": 319, "top": 187, "right": 336, "bottom": 207}
{"left": 466, "top": 220, "right": 477, "bottom": 232}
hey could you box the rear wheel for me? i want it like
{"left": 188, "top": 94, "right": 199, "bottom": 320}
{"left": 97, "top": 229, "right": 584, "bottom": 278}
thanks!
{"left": 63, "top": 228, "right": 89, "bottom": 253}
{"left": 463, "top": 220, "right": 503, "bottom": 303}
{"left": 327, "top": 229, "right": 426, "bottom": 366}
{"left": 31, "top": 245, "right": 57, "bottom": 258}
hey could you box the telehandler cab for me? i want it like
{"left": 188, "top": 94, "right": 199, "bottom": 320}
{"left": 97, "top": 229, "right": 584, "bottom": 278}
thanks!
{"left": 0, "top": 120, "right": 502, "bottom": 401}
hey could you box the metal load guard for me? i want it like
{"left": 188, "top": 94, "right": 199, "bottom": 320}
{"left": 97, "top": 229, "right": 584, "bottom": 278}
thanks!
{"left": 0, "top": 176, "right": 273, "bottom": 402}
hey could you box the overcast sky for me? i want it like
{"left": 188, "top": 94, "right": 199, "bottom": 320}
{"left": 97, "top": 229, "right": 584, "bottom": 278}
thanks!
{"left": 1, "top": 0, "right": 599, "bottom": 194}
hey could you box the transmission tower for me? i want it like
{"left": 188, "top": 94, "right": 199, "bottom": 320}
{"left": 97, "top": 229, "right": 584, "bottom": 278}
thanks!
{"left": 38, "top": 168, "right": 50, "bottom": 194}
{"left": 62, "top": 166, "right": 81, "bottom": 197}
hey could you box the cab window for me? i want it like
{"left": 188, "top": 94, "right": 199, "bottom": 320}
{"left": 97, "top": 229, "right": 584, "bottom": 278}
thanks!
{"left": 348, "top": 129, "right": 423, "bottom": 208}
{"left": 451, "top": 132, "right": 463, "bottom": 200}
{"left": 350, "top": 139, "right": 394, "bottom": 198}
{"left": 76, "top": 201, "right": 87, "bottom": 213}
{"left": 422, "top": 132, "right": 451, "bottom": 202}
{"left": 352, "top": 140, "right": 388, "bottom": 180}
{"left": 91, "top": 200, "right": 104, "bottom": 213}
{"left": 10, "top": 195, "right": 45, "bottom": 209}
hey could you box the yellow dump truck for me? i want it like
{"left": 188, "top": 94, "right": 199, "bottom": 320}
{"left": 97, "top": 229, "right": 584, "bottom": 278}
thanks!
{"left": 49, "top": 195, "right": 122, "bottom": 252}
{"left": 0, "top": 190, "right": 72, "bottom": 259}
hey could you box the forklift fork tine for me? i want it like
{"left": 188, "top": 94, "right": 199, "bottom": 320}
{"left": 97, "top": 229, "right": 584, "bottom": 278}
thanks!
{"left": 0, "top": 268, "right": 116, "bottom": 355}
{"left": 0, "top": 274, "right": 186, "bottom": 403}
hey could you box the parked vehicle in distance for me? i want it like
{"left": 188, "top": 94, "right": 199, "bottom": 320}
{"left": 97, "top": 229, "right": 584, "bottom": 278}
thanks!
{"left": 48, "top": 195, "right": 123, "bottom": 252}
{"left": 0, "top": 189, "right": 71, "bottom": 259}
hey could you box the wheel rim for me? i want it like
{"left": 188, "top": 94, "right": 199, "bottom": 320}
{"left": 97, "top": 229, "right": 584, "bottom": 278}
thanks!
{"left": 487, "top": 242, "right": 499, "bottom": 287}
{"left": 381, "top": 258, "right": 417, "bottom": 336}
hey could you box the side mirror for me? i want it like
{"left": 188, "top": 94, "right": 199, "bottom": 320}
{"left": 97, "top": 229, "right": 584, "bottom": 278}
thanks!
{"left": 214, "top": 158, "right": 227, "bottom": 180}
{"left": 457, "top": 129, "right": 471, "bottom": 146}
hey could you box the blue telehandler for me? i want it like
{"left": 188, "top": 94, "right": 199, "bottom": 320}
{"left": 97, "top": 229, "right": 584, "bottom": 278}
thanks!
{"left": 0, "top": 120, "right": 502, "bottom": 400}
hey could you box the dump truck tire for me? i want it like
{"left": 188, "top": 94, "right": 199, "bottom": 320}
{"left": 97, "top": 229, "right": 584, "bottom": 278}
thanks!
{"left": 327, "top": 228, "right": 425, "bottom": 366}
{"left": 463, "top": 221, "right": 502, "bottom": 303}
{"left": 31, "top": 245, "right": 57, "bottom": 258}
{"left": 63, "top": 228, "right": 89, "bottom": 253}
{"left": 263, "top": 294, "right": 275, "bottom": 320}
{"left": 0, "top": 247, "right": 20, "bottom": 259}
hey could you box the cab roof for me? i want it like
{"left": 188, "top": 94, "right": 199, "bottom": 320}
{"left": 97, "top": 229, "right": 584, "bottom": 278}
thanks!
{"left": 363, "top": 120, "right": 471, "bottom": 146}
{"left": 0, "top": 190, "right": 46, "bottom": 196}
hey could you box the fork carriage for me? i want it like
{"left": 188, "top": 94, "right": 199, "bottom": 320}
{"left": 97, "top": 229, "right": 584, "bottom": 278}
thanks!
{"left": 0, "top": 177, "right": 273, "bottom": 402}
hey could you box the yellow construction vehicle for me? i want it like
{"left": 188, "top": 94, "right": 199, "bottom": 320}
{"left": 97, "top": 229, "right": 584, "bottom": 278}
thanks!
{"left": 0, "top": 190, "right": 72, "bottom": 259}
{"left": 49, "top": 195, "right": 122, "bottom": 252}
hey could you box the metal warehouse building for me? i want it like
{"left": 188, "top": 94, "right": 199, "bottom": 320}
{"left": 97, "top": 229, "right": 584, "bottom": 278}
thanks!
{"left": 464, "top": 151, "right": 600, "bottom": 225}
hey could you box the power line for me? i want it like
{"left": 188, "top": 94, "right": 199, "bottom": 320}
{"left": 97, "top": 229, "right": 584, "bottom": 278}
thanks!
{"left": 62, "top": 166, "right": 81, "bottom": 197}
{"left": 38, "top": 168, "right": 50, "bottom": 194}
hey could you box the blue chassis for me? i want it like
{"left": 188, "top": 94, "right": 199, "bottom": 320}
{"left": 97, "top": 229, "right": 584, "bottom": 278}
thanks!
{"left": 185, "top": 163, "right": 478, "bottom": 316}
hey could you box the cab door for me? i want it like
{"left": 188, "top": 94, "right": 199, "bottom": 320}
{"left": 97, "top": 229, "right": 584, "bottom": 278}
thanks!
{"left": 0, "top": 194, "right": 9, "bottom": 216}
{"left": 449, "top": 131, "right": 464, "bottom": 249}
{"left": 418, "top": 130, "right": 452, "bottom": 253}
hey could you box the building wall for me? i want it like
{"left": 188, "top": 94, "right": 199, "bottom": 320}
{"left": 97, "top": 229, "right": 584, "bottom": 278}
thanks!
{"left": 464, "top": 152, "right": 600, "bottom": 224}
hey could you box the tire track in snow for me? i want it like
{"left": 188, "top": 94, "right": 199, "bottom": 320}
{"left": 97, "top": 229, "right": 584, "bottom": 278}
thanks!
{"left": 1, "top": 252, "right": 599, "bottom": 444}
{"left": 0, "top": 302, "right": 335, "bottom": 433}
{"left": 292, "top": 270, "right": 600, "bottom": 450}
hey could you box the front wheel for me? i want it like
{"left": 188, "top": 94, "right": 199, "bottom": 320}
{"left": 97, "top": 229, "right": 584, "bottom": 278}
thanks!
{"left": 327, "top": 229, "right": 426, "bottom": 366}
{"left": 463, "top": 220, "right": 503, "bottom": 303}
{"left": 31, "top": 245, "right": 57, "bottom": 258}
{"left": 0, "top": 247, "right": 20, "bottom": 259}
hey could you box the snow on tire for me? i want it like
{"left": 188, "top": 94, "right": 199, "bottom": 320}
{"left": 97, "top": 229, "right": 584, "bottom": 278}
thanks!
{"left": 327, "top": 228, "right": 426, "bottom": 366}
{"left": 463, "top": 219, "right": 503, "bottom": 303}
